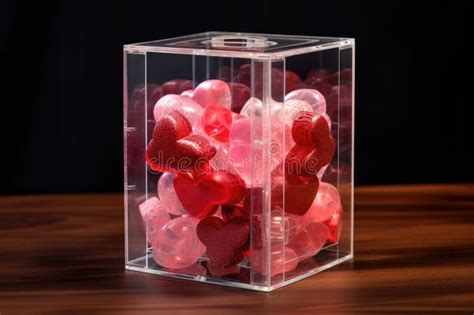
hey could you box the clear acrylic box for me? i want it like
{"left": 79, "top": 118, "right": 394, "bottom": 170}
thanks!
{"left": 124, "top": 32, "right": 354, "bottom": 291}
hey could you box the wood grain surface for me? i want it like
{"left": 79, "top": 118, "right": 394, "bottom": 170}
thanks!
{"left": 0, "top": 184, "right": 473, "bottom": 314}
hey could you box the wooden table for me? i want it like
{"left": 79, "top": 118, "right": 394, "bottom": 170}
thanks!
{"left": 1, "top": 184, "right": 473, "bottom": 314}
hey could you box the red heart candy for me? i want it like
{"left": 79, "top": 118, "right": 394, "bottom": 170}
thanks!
{"left": 292, "top": 111, "right": 330, "bottom": 147}
{"left": 161, "top": 79, "right": 193, "bottom": 95}
{"left": 197, "top": 216, "right": 250, "bottom": 267}
{"left": 271, "top": 177, "right": 319, "bottom": 216}
{"left": 327, "top": 206, "right": 343, "bottom": 243}
{"left": 201, "top": 104, "right": 233, "bottom": 143}
{"left": 174, "top": 170, "right": 247, "bottom": 218}
{"left": 285, "top": 141, "right": 335, "bottom": 182}
{"left": 286, "top": 111, "right": 336, "bottom": 182}
{"left": 306, "top": 68, "right": 331, "bottom": 80}
{"left": 227, "top": 82, "right": 250, "bottom": 113}
{"left": 285, "top": 70, "right": 302, "bottom": 93}
{"left": 146, "top": 110, "right": 216, "bottom": 175}
{"left": 242, "top": 187, "right": 265, "bottom": 215}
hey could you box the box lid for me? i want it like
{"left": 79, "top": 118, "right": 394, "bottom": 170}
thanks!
{"left": 124, "top": 32, "right": 354, "bottom": 58}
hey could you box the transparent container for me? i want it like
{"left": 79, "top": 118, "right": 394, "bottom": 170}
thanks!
{"left": 124, "top": 32, "right": 354, "bottom": 291}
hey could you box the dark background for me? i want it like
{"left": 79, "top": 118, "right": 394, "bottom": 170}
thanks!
{"left": 1, "top": 0, "right": 473, "bottom": 195}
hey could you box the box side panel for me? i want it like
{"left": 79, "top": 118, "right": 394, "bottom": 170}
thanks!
{"left": 124, "top": 52, "right": 148, "bottom": 266}
{"left": 336, "top": 46, "right": 354, "bottom": 257}
{"left": 128, "top": 52, "right": 273, "bottom": 289}
{"left": 267, "top": 46, "right": 354, "bottom": 284}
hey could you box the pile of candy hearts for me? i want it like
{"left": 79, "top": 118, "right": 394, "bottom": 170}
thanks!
{"left": 136, "top": 71, "right": 344, "bottom": 278}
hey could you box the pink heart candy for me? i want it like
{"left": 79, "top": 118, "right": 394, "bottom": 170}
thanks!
{"left": 152, "top": 216, "right": 205, "bottom": 269}
{"left": 251, "top": 247, "right": 299, "bottom": 277}
{"left": 157, "top": 173, "right": 187, "bottom": 216}
{"left": 153, "top": 94, "right": 203, "bottom": 129}
{"left": 138, "top": 197, "right": 171, "bottom": 244}
{"left": 192, "top": 80, "right": 231, "bottom": 108}
{"left": 285, "top": 88, "right": 327, "bottom": 115}
{"left": 180, "top": 89, "right": 194, "bottom": 98}
{"left": 228, "top": 117, "right": 293, "bottom": 186}
{"left": 287, "top": 222, "right": 329, "bottom": 261}
{"left": 302, "top": 182, "right": 343, "bottom": 243}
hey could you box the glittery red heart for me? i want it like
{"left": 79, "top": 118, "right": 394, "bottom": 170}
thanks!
{"left": 292, "top": 111, "right": 330, "bottom": 147}
{"left": 197, "top": 216, "right": 250, "bottom": 267}
{"left": 285, "top": 111, "right": 336, "bottom": 183}
{"left": 146, "top": 110, "right": 216, "bottom": 175}
{"left": 174, "top": 170, "right": 247, "bottom": 218}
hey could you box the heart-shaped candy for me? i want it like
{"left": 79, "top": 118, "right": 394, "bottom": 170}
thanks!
{"left": 157, "top": 173, "right": 186, "bottom": 216}
{"left": 285, "top": 71, "right": 302, "bottom": 93}
{"left": 227, "top": 82, "right": 250, "bottom": 113}
{"left": 152, "top": 216, "right": 205, "bottom": 269}
{"left": 285, "top": 89, "right": 327, "bottom": 115}
{"left": 271, "top": 177, "right": 319, "bottom": 216}
{"left": 174, "top": 170, "right": 247, "bottom": 218}
{"left": 302, "top": 182, "right": 343, "bottom": 243}
{"left": 288, "top": 222, "right": 329, "bottom": 261}
{"left": 138, "top": 197, "right": 171, "bottom": 245}
{"left": 147, "top": 110, "right": 216, "bottom": 175}
{"left": 201, "top": 104, "right": 233, "bottom": 143}
{"left": 284, "top": 142, "right": 335, "bottom": 183}
{"left": 192, "top": 80, "right": 231, "bottom": 108}
{"left": 283, "top": 111, "right": 336, "bottom": 182}
{"left": 251, "top": 247, "right": 299, "bottom": 277}
{"left": 291, "top": 111, "right": 330, "bottom": 147}
{"left": 180, "top": 89, "right": 194, "bottom": 98}
{"left": 197, "top": 216, "right": 250, "bottom": 267}
{"left": 161, "top": 79, "right": 193, "bottom": 95}
{"left": 153, "top": 94, "right": 203, "bottom": 129}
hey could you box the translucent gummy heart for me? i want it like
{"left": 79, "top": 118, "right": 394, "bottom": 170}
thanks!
{"left": 258, "top": 208, "right": 300, "bottom": 244}
{"left": 209, "top": 144, "right": 233, "bottom": 172}
{"left": 285, "top": 89, "right": 327, "bottom": 115}
{"left": 251, "top": 247, "right": 299, "bottom": 276}
{"left": 152, "top": 216, "right": 205, "bottom": 269}
{"left": 138, "top": 197, "right": 171, "bottom": 244}
{"left": 201, "top": 104, "right": 233, "bottom": 143}
{"left": 180, "top": 89, "right": 194, "bottom": 98}
{"left": 192, "top": 80, "right": 231, "bottom": 108}
{"left": 239, "top": 97, "right": 282, "bottom": 117}
{"left": 302, "top": 182, "right": 342, "bottom": 243}
{"left": 153, "top": 94, "right": 203, "bottom": 130}
{"left": 157, "top": 173, "right": 187, "bottom": 216}
{"left": 278, "top": 99, "right": 313, "bottom": 127}
{"left": 228, "top": 117, "right": 293, "bottom": 186}
{"left": 287, "top": 222, "right": 329, "bottom": 261}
